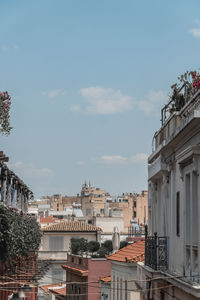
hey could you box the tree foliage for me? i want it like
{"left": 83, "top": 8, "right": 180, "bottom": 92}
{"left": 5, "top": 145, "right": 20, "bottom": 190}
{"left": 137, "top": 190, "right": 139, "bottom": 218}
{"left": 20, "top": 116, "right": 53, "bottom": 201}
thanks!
{"left": 97, "top": 246, "right": 109, "bottom": 258}
{"left": 70, "top": 238, "right": 113, "bottom": 257}
{"left": 0, "top": 205, "right": 41, "bottom": 261}
{"left": 120, "top": 240, "right": 128, "bottom": 249}
{"left": 87, "top": 240, "right": 100, "bottom": 253}
{"left": 102, "top": 240, "right": 113, "bottom": 253}
{"left": 70, "top": 238, "right": 88, "bottom": 255}
{"left": 0, "top": 91, "right": 12, "bottom": 135}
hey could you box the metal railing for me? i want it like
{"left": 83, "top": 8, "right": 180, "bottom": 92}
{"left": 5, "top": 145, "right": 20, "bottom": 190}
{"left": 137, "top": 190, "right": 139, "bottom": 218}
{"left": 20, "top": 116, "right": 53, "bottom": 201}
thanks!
{"left": 128, "top": 226, "right": 145, "bottom": 237}
{"left": 145, "top": 227, "right": 168, "bottom": 271}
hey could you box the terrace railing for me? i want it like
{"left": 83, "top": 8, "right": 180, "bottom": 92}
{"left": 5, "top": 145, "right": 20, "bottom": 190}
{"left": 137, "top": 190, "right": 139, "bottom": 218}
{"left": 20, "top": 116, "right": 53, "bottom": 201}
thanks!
{"left": 145, "top": 227, "right": 168, "bottom": 271}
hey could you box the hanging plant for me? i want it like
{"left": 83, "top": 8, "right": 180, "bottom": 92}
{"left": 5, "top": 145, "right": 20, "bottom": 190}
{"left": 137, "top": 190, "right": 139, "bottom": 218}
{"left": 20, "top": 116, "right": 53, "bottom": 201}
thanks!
{"left": 0, "top": 205, "right": 41, "bottom": 262}
{"left": 0, "top": 91, "right": 12, "bottom": 135}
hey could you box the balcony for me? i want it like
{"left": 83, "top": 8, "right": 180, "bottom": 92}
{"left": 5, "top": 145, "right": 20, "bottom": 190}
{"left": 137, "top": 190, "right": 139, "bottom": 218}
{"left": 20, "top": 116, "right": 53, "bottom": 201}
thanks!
{"left": 38, "top": 250, "right": 67, "bottom": 261}
{"left": 149, "top": 90, "right": 200, "bottom": 164}
{"left": 148, "top": 154, "right": 167, "bottom": 180}
{"left": 145, "top": 230, "right": 168, "bottom": 271}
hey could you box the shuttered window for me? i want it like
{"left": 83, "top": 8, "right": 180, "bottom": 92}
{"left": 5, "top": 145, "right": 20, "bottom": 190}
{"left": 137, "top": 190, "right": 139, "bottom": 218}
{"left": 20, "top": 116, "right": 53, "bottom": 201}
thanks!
{"left": 49, "top": 236, "right": 64, "bottom": 251}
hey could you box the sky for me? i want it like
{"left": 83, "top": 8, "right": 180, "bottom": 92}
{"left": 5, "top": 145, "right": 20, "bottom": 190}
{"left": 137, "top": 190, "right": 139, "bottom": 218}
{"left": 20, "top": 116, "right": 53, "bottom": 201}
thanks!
{"left": 0, "top": 0, "right": 200, "bottom": 197}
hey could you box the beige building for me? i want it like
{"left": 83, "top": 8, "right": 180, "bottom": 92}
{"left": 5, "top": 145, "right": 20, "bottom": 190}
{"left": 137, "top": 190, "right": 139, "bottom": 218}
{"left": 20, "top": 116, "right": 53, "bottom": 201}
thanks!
{"left": 133, "top": 190, "right": 148, "bottom": 226}
{"left": 106, "top": 240, "right": 145, "bottom": 300}
{"left": 109, "top": 191, "right": 148, "bottom": 230}
{"left": 93, "top": 216, "right": 125, "bottom": 234}
{"left": 109, "top": 194, "right": 133, "bottom": 229}
{"left": 38, "top": 221, "right": 102, "bottom": 299}
{"left": 81, "top": 182, "right": 110, "bottom": 222}
{"left": 39, "top": 221, "right": 102, "bottom": 260}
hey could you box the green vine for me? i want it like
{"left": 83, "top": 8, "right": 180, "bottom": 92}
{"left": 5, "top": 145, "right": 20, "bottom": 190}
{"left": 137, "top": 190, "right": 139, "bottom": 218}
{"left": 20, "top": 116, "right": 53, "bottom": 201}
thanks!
{"left": 0, "top": 205, "right": 41, "bottom": 262}
{"left": 0, "top": 91, "right": 12, "bottom": 135}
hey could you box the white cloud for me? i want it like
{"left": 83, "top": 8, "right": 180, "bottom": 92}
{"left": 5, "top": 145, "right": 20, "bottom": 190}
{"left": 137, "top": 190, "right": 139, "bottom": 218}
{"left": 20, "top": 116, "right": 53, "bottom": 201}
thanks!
{"left": 97, "top": 153, "right": 148, "bottom": 165}
{"left": 189, "top": 28, "right": 200, "bottom": 38}
{"left": 42, "top": 89, "right": 66, "bottom": 99}
{"left": 70, "top": 105, "right": 81, "bottom": 112}
{"left": 0, "top": 44, "right": 20, "bottom": 52}
{"left": 76, "top": 160, "right": 85, "bottom": 165}
{"left": 100, "top": 155, "right": 127, "bottom": 164}
{"left": 0, "top": 45, "right": 8, "bottom": 52}
{"left": 8, "top": 162, "right": 53, "bottom": 178}
{"left": 130, "top": 153, "right": 148, "bottom": 163}
{"left": 137, "top": 90, "right": 168, "bottom": 115}
{"left": 80, "top": 86, "right": 133, "bottom": 115}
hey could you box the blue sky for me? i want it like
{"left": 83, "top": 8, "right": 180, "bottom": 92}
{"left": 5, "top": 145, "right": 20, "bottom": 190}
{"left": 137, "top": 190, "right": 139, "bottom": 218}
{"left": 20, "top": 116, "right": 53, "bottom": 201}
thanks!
{"left": 0, "top": 0, "right": 200, "bottom": 197}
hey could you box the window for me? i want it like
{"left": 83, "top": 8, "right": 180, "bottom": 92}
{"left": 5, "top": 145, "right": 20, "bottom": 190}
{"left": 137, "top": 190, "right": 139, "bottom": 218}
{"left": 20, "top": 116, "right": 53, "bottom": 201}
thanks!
{"left": 120, "top": 279, "right": 122, "bottom": 300}
{"left": 134, "top": 201, "right": 136, "bottom": 208}
{"left": 86, "top": 208, "right": 91, "bottom": 215}
{"left": 113, "top": 275, "right": 115, "bottom": 299}
{"left": 134, "top": 211, "right": 136, "bottom": 218}
{"left": 100, "top": 209, "right": 104, "bottom": 214}
{"left": 117, "top": 277, "right": 119, "bottom": 300}
{"left": 125, "top": 280, "right": 127, "bottom": 300}
{"left": 160, "top": 290, "right": 165, "bottom": 300}
{"left": 176, "top": 192, "right": 180, "bottom": 237}
{"left": 49, "top": 236, "right": 64, "bottom": 251}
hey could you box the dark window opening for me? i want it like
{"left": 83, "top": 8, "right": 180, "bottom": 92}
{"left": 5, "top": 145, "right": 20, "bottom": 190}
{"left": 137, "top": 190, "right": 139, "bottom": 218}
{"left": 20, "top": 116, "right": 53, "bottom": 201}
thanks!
{"left": 176, "top": 191, "right": 180, "bottom": 237}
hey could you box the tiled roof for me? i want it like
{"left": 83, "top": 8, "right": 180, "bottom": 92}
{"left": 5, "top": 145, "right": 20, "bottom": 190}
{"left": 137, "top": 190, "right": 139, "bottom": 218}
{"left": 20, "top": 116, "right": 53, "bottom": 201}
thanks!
{"left": 40, "top": 216, "right": 60, "bottom": 223}
{"left": 42, "top": 220, "right": 102, "bottom": 232}
{"left": 40, "top": 283, "right": 63, "bottom": 295}
{"left": 107, "top": 240, "right": 145, "bottom": 263}
{"left": 62, "top": 265, "right": 88, "bottom": 276}
{"left": 100, "top": 275, "right": 111, "bottom": 283}
{"left": 49, "top": 286, "right": 66, "bottom": 296}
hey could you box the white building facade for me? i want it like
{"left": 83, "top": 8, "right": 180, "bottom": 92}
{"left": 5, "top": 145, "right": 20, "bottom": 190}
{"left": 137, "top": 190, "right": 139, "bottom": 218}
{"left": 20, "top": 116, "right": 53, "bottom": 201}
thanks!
{"left": 138, "top": 90, "right": 200, "bottom": 299}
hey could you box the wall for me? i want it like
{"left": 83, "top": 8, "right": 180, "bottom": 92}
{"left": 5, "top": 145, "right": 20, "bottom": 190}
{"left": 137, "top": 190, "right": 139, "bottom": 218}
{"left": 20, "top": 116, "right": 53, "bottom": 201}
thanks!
{"left": 94, "top": 217, "right": 125, "bottom": 233}
{"left": 88, "top": 259, "right": 111, "bottom": 300}
{"left": 111, "top": 261, "right": 141, "bottom": 300}
{"left": 39, "top": 231, "right": 98, "bottom": 254}
{"left": 134, "top": 191, "right": 148, "bottom": 226}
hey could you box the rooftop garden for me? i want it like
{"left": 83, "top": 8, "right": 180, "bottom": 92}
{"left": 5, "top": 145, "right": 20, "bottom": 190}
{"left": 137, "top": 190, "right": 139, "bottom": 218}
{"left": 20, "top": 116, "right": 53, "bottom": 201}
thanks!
{"left": 162, "top": 70, "right": 200, "bottom": 124}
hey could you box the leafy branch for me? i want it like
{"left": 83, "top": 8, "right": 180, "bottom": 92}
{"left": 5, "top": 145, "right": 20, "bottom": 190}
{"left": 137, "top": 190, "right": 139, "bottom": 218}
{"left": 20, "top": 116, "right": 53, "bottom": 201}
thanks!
{"left": 0, "top": 91, "right": 12, "bottom": 135}
{"left": 169, "top": 70, "right": 200, "bottom": 113}
{"left": 0, "top": 205, "right": 41, "bottom": 262}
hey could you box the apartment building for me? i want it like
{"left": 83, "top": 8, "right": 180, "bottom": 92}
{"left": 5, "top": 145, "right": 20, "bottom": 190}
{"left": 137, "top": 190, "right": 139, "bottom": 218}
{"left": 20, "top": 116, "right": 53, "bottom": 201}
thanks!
{"left": 62, "top": 253, "right": 111, "bottom": 300}
{"left": 104, "top": 240, "right": 145, "bottom": 300}
{"left": 138, "top": 83, "right": 200, "bottom": 299}
{"left": 133, "top": 190, "right": 148, "bottom": 226}
{"left": 38, "top": 221, "right": 102, "bottom": 299}
{"left": 81, "top": 182, "right": 110, "bottom": 222}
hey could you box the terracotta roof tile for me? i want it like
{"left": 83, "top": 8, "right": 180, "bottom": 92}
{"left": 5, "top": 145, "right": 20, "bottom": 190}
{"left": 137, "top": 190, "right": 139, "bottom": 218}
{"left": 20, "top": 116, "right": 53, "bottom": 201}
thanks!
{"left": 100, "top": 276, "right": 111, "bottom": 283}
{"left": 107, "top": 240, "right": 145, "bottom": 263}
{"left": 49, "top": 286, "right": 66, "bottom": 295}
{"left": 40, "top": 216, "right": 60, "bottom": 223}
{"left": 40, "top": 283, "right": 63, "bottom": 295}
{"left": 62, "top": 264, "right": 88, "bottom": 276}
{"left": 42, "top": 220, "right": 102, "bottom": 232}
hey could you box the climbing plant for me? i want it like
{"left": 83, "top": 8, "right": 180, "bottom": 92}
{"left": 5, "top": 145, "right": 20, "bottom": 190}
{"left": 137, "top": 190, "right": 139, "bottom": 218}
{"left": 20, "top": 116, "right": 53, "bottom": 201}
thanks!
{"left": 0, "top": 205, "right": 41, "bottom": 261}
{"left": 0, "top": 91, "right": 12, "bottom": 135}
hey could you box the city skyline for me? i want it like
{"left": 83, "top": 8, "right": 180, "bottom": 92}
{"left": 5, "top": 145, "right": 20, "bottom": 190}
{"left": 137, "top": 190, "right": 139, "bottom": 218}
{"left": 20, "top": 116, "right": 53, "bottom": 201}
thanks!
{"left": 0, "top": 0, "right": 200, "bottom": 197}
